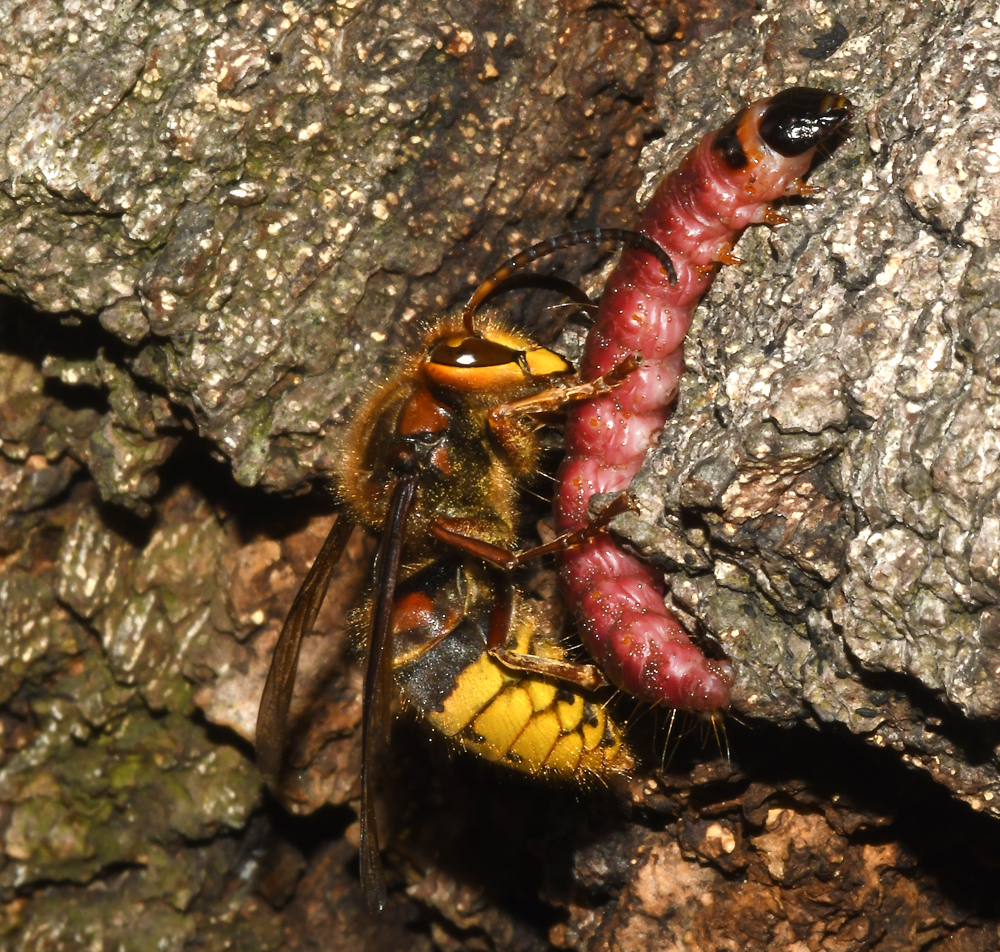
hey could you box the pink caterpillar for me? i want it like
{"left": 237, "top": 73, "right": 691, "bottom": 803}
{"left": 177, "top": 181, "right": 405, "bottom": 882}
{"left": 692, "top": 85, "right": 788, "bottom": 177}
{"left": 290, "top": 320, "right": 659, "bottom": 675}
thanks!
{"left": 554, "top": 88, "right": 852, "bottom": 710}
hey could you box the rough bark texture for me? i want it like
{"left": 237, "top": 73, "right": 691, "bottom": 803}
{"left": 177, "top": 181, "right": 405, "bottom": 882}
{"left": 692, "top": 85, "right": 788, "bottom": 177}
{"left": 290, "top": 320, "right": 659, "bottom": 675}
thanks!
{"left": 2, "top": 0, "right": 1000, "bottom": 949}
{"left": 624, "top": 0, "right": 1000, "bottom": 814}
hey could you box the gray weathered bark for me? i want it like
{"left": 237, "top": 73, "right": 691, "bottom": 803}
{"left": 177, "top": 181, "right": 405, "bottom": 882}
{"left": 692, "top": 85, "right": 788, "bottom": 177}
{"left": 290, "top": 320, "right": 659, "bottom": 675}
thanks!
{"left": 3, "top": 0, "right": 1000, "bottom": 948}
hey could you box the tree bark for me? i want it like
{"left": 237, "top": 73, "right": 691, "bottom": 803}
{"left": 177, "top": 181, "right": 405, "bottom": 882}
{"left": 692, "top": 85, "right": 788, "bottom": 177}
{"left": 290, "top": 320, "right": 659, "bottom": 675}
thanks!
{"left": 2, "top": 0, "right": 1000, "bottom": 948}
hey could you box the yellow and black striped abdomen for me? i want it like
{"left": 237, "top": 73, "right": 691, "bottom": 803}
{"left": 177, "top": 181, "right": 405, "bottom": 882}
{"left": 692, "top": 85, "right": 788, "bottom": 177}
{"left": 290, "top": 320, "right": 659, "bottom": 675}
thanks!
{"left": 395, "top": 576, "right": 632, "bottom": 781}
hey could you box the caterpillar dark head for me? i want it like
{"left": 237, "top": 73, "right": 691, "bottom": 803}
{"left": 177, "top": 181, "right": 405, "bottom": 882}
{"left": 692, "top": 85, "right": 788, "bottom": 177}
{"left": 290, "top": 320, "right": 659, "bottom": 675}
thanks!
{"left": 758, "top": 87, "right": 852, "bottom": 157}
